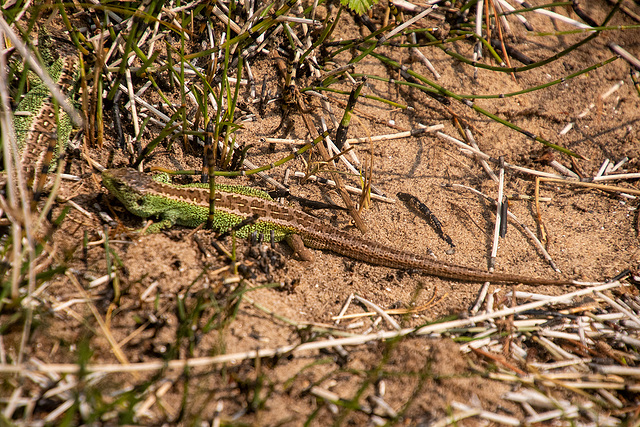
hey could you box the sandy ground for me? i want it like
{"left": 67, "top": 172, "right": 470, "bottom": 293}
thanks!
{"left": 2, "top": 0, "right": 640, "bottom": 424}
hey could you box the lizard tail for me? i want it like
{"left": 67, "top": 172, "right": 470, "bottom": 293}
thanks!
{"left": 302, "top": 225, "right": 573, "bottom": 285}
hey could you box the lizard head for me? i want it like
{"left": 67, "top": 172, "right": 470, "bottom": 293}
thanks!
{"left": 102, "top": 168, "right": 155, "bottom": 218}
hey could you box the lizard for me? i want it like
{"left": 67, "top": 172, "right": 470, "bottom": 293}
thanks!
{"left": 102, "top": 167, "right": 585, "bottom": 286}
{"left": 6, "top": 26, "right": 81, "bottom": 201}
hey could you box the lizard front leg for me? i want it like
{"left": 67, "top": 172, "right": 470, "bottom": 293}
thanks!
{"left": 144, "top": 211, "right": 181, "bottom": 234}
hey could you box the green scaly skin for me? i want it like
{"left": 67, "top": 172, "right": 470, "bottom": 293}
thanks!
{"left": 10, "top": 27, "right": 79, "bottom": 189}
{"left": 103, "top": 169, "right": 290, "bottom": 238}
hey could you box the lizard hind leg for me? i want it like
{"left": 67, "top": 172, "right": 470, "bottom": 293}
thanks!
{"left": 286, "top": 234, "right": 315, "bottom": 262}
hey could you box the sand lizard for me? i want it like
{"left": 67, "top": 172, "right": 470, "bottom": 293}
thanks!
{"left": 9, "top": 28, "right": 80, "bottom": 197}
{"left": 102, "top": 168, "right": 584, "bottom": 286}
